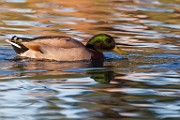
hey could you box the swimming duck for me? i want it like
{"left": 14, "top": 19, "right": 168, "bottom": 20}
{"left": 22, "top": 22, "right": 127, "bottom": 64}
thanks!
{"left": 5, "top": 34, "right": 126, "bottom": 61}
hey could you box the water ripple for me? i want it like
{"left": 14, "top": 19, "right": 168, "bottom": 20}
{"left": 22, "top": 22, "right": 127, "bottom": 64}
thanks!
{"left": 116, "top": 5, "right": 175, "bottom": 12}
{"left": 3, "top": 20, "right": 51, "bottom": 27}
{"left": 0, "top": 0, "right": 180, "bottom": 119}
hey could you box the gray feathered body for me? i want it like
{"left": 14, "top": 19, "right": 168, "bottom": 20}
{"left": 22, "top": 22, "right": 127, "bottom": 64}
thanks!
{"left": 6, "top": 36, "right": 103, "bottom": 61}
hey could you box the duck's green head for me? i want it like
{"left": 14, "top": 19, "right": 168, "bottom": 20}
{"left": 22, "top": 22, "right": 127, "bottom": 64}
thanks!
{"left": 86, "top": 34, "right": 126, "bottom": 54}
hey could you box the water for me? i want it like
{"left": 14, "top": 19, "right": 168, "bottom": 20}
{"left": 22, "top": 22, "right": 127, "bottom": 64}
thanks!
{"left": 0, "top": 0, "right": 180, "bottom": 119}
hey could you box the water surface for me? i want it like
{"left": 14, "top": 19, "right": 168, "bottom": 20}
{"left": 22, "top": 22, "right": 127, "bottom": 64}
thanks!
{"left": 0, "top": 0, "right": 180, "bottom": 119}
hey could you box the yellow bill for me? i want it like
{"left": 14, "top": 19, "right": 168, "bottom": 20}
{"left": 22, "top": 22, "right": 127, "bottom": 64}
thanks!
{"left": 113, "top": 46, "right": 126, "bottom": 55}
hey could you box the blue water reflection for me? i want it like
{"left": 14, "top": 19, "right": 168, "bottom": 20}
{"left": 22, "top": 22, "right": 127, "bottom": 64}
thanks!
{"left": 0, "top": 0, "right": 180, "bottom": 119}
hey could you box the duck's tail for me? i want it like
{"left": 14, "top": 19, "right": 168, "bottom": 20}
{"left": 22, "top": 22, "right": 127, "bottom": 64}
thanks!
{"left": 5, "top": 39, "right": 21, "bottom": 48}
{"left": 5, "top": 36, "right": 29, "bottom": 54}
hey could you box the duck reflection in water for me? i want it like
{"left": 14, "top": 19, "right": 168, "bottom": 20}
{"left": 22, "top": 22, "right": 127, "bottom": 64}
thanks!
{"left": 5, "top": 57, "right": 124, "bottom": 84}
{"left": 90, "top": 71, "right": 114, "bottom": 84}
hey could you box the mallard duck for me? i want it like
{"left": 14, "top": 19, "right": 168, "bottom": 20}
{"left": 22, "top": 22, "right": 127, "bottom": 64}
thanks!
{"left": 5, "top": 34, "right": 126, "bottom": 61}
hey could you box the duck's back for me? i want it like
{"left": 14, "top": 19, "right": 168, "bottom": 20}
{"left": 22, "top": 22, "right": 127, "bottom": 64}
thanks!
{"left": 26, "top": 36, "right": 85, "bottom": 48}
